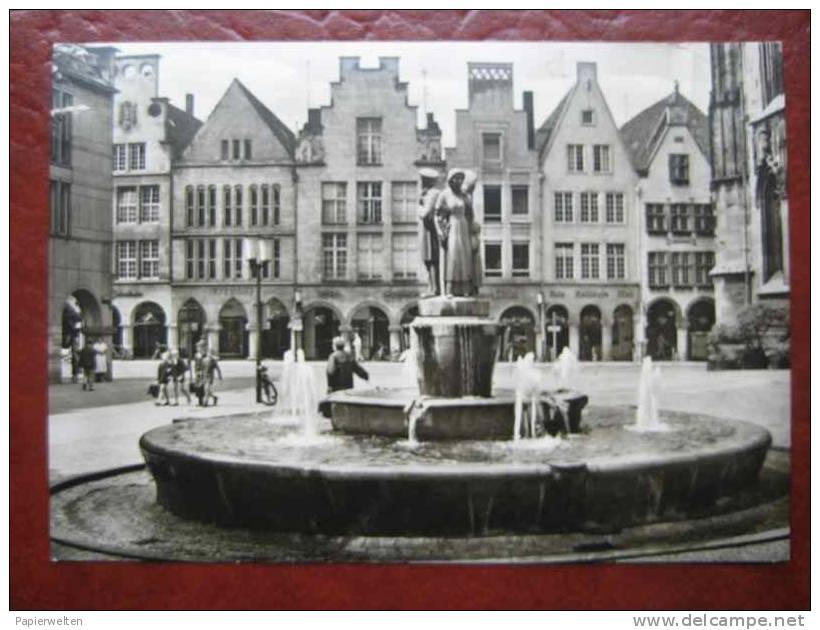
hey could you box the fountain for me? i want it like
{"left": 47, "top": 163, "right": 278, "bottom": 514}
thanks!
{"left": 632, "top": 356, "right": 669, "bottom": 433}
{"left": 51, "top": 169, "right": 775, "bottom": 555}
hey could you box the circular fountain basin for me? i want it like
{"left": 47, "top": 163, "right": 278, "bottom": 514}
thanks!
{"left": 139, "top": 406, "right": 771, "bottom": 536}
{"left": 326, "top": 387, "right": 588, "bottom": 440}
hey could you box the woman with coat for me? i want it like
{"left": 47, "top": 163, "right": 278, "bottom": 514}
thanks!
{"left": 434, "top": 169, "right": 476, "bottom": 297}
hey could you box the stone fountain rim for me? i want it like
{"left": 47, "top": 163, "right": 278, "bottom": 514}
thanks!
{"left": 139, "top": 412, "right": 772, "bottom": 481}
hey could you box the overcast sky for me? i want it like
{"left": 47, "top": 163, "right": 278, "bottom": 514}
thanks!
{"left": 103, "top": 41, "right": 712, "bottom": 147}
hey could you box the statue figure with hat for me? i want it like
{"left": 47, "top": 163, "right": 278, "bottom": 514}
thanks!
{"left": 417, "top": 167, "right": 442, "bottom": 296}
{"left": 434, "top": 168, "right": 480, "bottom": 297}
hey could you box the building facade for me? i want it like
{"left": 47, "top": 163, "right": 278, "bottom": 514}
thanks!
{"left": 171, "top": 79, "right": 298, "bottom": 360}
{"left": 445, "top": 63, "right": 543, "bottom": 360}
{"left": 294, "top": 57, "right": 445, "bottom": 360}
{"left": 49, "top": 45, "right": 117, "bottom": 382}
{"left": 708, "top": 42, "right": 788, "bottom": 326}
{"left": 110, "top": 54, "right": 201, "bottom": 358}
{"left": 621, "top": 87, "right": 717, "bottom": 361}
{"left": 536, "top": 62, "right": 641, "bottom": 362}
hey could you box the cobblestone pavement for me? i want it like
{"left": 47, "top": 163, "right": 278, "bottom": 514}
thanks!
{"left": 48, "top": 360, "right": 791, "bottom": 483}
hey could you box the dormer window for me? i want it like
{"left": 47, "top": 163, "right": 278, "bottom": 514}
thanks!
{"left": 581, "top": 109, "right": 595, "bottom": 126}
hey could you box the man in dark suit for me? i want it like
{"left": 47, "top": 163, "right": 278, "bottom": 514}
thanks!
{"left": 79, "top": 340, "right": 96, "bottom": 391}
{"left": 326, "top": 336, "right": 369, "bottom": 393}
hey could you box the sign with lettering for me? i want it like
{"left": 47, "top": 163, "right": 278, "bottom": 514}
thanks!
{"left": 549, "top": 289, "right": 566, "bottom": 298}
{"left": 384, "top": 289, "right": 421, "bottom": 300}
{"left": 575, "top": 289, "right": 609, "bottom": 299}
{"left": 317, "top": 289, "right": 342, "bottom": 299}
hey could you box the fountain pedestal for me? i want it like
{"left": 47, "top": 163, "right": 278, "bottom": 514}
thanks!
{"left": 325, "top": 296, "right": 588, "bottom": 441}
{"left": 413, "top": 297, "right": 499, "bottom": 397}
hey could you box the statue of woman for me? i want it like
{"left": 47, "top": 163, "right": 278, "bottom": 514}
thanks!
{"left": 435, "top": 169, "right": 475, "bottom": 297}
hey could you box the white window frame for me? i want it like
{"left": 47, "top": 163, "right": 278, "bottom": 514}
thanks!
{"left": 357, "top": 233, "right": 383, "bottom": 280}
{"left": 139, "top": 240, "right": 160, "bottom": 279}
{"left": 567, "top": 144, "right": 584, "bottom": 173}
{"left": 139, "top": 185, "right": 160, "bottom": 223}
{"left": 322, "top": 182, "right": 347, "bottom": 224}
{"left": 593, "top": 144, "right": 612, "bottom": 173}
{"left": 322, "top": 233, "right": 347, "bottom": 280}
{"left": 581, "top": 243, "right": 600, "bottom": 279}
{"left": 580, "top": 192, "right": 599, "bottom": 223}
{"left": 392, "top": 233, "right": 418, "bottom": 279}
{"left": 606, "top": 243, "right": 626, "bottom": 280}
{"left": 483, "top": 242, "right": 502, "bottom": 278}
{"left": 391, "top": 181, "right": 417, "bottom": 224}
{"left": 555, "top": 243, "right": 574, "bottom": 280}
{"left": 357, "top": 182, "right": 382, "bottom": 224}
{"left": 511, "top": 241, "right": 530, "bottom": 278}
{"left": 117, "top": 240, "right": 137, "bottom": 279}
{"left": 116, "top": 187, "right": 138, "bottom": 224}
{"left": 357, "top": 118, "right": 382, "bottom": 165}
{"left": 605, "top": 192, "right": 625, "bottom": 224}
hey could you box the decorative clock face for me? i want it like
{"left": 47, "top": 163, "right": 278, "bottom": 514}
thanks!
{"left": 119, "top": 101, "right": 138, "bottom": 131}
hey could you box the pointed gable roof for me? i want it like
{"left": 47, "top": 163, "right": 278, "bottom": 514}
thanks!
{"left": 231, "top": 79, "right": 296, "bottom": 156}
{"left": 165, "top": 102, "right": 202, "bottom": 159}
{"left": 619, "top": 90, "right": 710, "bottom": 174}
{"left": 535, "top": 88, "right": 574, "bottom": 158}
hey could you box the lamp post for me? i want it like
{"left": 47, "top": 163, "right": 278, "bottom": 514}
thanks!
{"left": 247, "top": 237, "right": 271, "bottom": 404}
{"left": 536, "top": 291, "right": 545, "bottom": 362}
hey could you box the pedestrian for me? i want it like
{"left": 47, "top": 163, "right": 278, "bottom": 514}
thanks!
{"left": 156, "top": 351, "right": 173, "bottom": 406}
{"left": 79, "top": 340, "right": 96, "bottom": 391}
{"left": 203, "top": 349, "right": 222, "bottom": 406}
{"left": 93, "top": 338, "right": 108, "bottom": 383}
{"left": 326, "top": 336, "right": 369, "bottom": 393}
{"left": 352, "top": 331, "right": 363, "bottom": 362}
{"left": 191, "top": 340, "right": 207, "bottom": 406}
{"left": 169, "top": 348, "right": 191, "bottom": 405}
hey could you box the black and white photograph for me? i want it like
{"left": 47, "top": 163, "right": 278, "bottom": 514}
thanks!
{"left": 47, "top": 39, "right": 791, "bottom": 564}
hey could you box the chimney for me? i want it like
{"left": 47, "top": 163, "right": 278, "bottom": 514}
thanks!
{"left": 307, "top": 108, "right": 322, "bottom": 130}
{"left": 577, "top": 62, "right": 597, "bottom": 89}
{"left": 523, "top": 91, "right": 535, "bottom": 150}
{"left": 185, "top": 94, "right": 194, "bottom": 116}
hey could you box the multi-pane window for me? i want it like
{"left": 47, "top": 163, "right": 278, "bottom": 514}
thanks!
{"left": 185, "top": 186, "right": 195, "bottom": 227}
{"left": 221, "top": 140, "right": 229, "bottom": 161}
{"left": 580, "top": 243, "right": 599, "bottom": 279}
{"left": 51, "top": 88, "right": 73, "bottom": 166}
{"left": 116, "top": 241, "right": 137, "bottom": 279}
{"left": 512, "top": 242, "right": 530, "bottom": 278}
{"left": 392, "top": 234, "right": 418, "bottom": 279}
{"left": 511, "top": 186, "right": 529, "bottom": 216}
{"left": 234, "top": 185, "right": 243, "bottom": 226}
{"left": 139, "top": 240, "right": 159, "bottom": 279}
{"left": 554, "top": 192, "right": 573, "bottom": 222}
{"left": 49, "top": 180, "right": 71, "bottom": 236}
{"left": 391, "top": 182, "right": 417, "bottom": 223}
{"left": 232, "top": 140, "right": 241, "bottom": 161}
{"left": 197, "top": 186, "right": 206, "bottom": 227}
{"left": 197, "top": 239, "right": 206, "bottom": 279}
{"left": 128, "top": 143, "right": 146, "bottom": 171}
{"left": 233, "top": 238, "right": 243, "bottom": 279}
{"left": 186, "top": 240, "right": 195, "bottom": 279}
{"left": 357, "top": 118, "right": 382, "bottom": 165}
{"left": 139, "top": 185, "right": 160, "bottom": 223}
{"left": 250, "top": 185, "right": 259, "bottom": 226}
{"left": 695, "top": 252, "right": 715, "bottom": 286}
{"left": 483, "top": 185, "right": 502, "bottom": 222}
{"left": 669, "top": 154, "right": 690, "bottom": 185}
{"left": 116, "top": 187, "right": 138, "bottom": 224}
{"left": 208, "top": 239, "right": 217, "bottom": 279}
{"left": 357, "top": 234, "right": 383, "bottom": 280}
{"left": 605, "top": 193, "right": 624, "bottom": 223}
{"left": 272, "top": 184, "right": 281, "bottom": 225}
{"left": 222, "top": 239, "right": 231, "bottom": 278}
{"left": 322, "top": 233, "right": 347, "bottom": 280}
{"left": 357, "top": 182, "right": 382, "bottom": 224}
{"left": 581, "top": 109, "right": 595, "bottom": 125}
{"left": 567, "top": 144, "right": 584, "bottom": 172}
{"left": 113, "top": 144, "right": 127, "bottom": 172}
{"left": 580, "top": 192, "right": 598, "bottom": 223}
{"left": 593, "top": 145, "right": 611, "bottom": 173}
{"left": 694, "top": 204, "right": 715, "bottom": 236}
{"left": 606, "top": 243, "right": 626, "bottom": 280}
{"left": 208, "top": 186, "right": 217, "bottom": 227}
{"left": 482, "top": 133, "right": 501, "bottom": 161}
{"left": 322, "top": 182, "right": 347, "bottom": 224}
{"left": 648, "top": 252, "right": 668, "bottom": 288}
{"left": 270, "top": 239, "right": 281, "bottom": 279}
{"left": 671, "top": 252, "right": 692, "bottom": 287}
{"left": 260, "top": 185, "right": 270, "bottom": 226}
{"left": 646, "top": 203, "right": 666, "bottom": 233}
{"left": 244, "top": 140, "right": 252, "bottom": 160}
{"left": 670, "top": 204, "right": 690, "bottom": 233}
{"left": 555, "top": 243, "right": 574, "bottom": 280}
{"left": 483, "top": 243, "right": 502, "bottom": 278}
{"left": 223, "top": 185, "right": 232, "bottom": 226}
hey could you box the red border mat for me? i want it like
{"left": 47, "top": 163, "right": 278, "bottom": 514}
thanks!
{"left": 10, "top": 9, "right": 810, "bottom": 610}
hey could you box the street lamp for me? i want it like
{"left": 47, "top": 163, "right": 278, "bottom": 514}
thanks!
{"left": 247, "top": 237, "right": 271, "bottom": 404}
{"left": 536, "top": 291, "right": 545, "bottom": 362}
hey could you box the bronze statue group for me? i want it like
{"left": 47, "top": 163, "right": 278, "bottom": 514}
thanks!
{"left": 419, "top": 167, "right": 482, "bottom": 298}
